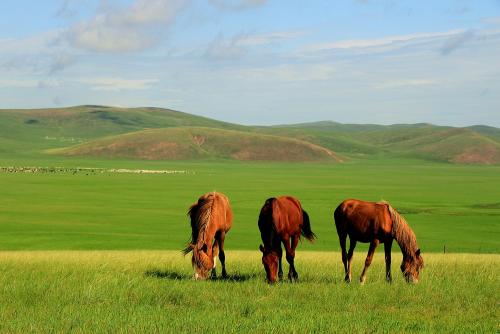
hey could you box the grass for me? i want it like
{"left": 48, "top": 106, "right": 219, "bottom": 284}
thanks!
{"left": 0, "top": 251, "right": 497, "bottom": 333}
{"left": 0, "top": 159, "right": 499, "bottom": 253}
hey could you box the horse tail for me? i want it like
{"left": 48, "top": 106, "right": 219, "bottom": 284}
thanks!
{"left": 301, "top": 209, "right": 316, "bottom": 242}
{"left": 333, "top": 202, "right": 345, "bottom": 229}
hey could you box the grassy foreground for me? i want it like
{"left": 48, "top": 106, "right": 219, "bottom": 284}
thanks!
{"left": 0, "top": 251, "right": 498, "bottom": 333}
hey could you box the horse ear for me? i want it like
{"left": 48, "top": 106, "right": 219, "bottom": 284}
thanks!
{"left": 416, "top": 249, "right": 421, "bottom": 257}
{"left": 259, "top": 244, "right": 265, "bottom": 253}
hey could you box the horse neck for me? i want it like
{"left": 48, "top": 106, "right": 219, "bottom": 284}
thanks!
{"left": 391, "top": 209, "right": 418, "bottom": 257}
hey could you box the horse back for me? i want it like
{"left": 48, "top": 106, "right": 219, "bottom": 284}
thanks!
{"left": 334, "top": 199, "right": 392, "bottom": 242}
{"left": 211, "top": 192, "right": 233, "bottom": 233}
{"left": 272, "top": 196, "right": 303, "bottom": 236}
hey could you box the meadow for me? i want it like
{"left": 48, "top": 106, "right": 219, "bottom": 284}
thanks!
{"left": 0, "top": 251, "right": 498, "bottom": 333}
{"left": 0, "top": 158, "right": 499, "bottom": 253}
{"left": 1, "top": 157, "right": 499, "bottom": 332}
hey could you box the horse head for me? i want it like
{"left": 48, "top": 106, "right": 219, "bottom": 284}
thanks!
{"left": 400, "top": 248, "right": 424, "bottom": 283}
{"left": 192, "top": 243, "right": 213, "bottom": 280}
{"left": 259, "top": 244, "right": 278, "bottom": 283}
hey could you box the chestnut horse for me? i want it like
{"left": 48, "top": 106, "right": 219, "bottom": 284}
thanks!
{"left": 182, "top": 192, "right": 233, "bottom": 280}
{"left": 258, "top": 196, "right": 316, "bottom": 283}
{"left": 334, "top": 199, "right": 423, "bottom": 283}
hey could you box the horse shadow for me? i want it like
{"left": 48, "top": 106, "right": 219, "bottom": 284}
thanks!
{"left": 144, "top": 269, "right": 258, "bottom": 282}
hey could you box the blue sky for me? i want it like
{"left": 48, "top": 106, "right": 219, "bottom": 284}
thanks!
{"left": 1, "top": 0, "right": 499, "bottom": 126}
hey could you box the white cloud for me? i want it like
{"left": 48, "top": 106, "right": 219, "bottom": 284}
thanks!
{"left": 303, "top": 29, "right": 466, "bottom": 53}
{"left": 205, "top": 30, "right": 305, "bottom": 60}
{"left": 0, "top": 79, "right": 61, "bottom": 88}
{"left": 235, "top": 64, "right": 336, "bottom": 82}
{"left": 440, "top": 30, "right": 475, "bottom": 55}
{"left": 67, "top": 0, "right": 188, "bottom": 52}
{"left": 372, "top": 79, "right": 436, "bottom": 90}
{"left": 76, "top": 77, "right": 159, "bottom": 91}
{"left": 209, "top": 0, "right": 267, "bottom": 11}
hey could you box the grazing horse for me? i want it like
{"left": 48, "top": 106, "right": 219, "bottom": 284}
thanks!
{"left": 258, "top": 196, "right": 316, "bottom": 283}
{"left": 334, "top": 199, "right": 423, "bottom": 283}
{"left": 182, "top": 192, "right": 233, "bottom": 280}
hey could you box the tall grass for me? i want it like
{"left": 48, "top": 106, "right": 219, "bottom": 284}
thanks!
{"left": 0, "top": 251, "right": 498, "bottom": 333}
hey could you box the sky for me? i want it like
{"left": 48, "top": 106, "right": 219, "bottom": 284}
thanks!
{"left": 0, "top": 0, "right": 499, "bottom": 126}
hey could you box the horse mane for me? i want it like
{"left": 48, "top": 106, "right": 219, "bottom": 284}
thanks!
{"left": 183, "top": 192, "right": 217, "bottom": 271}
{"left": 258, "top": 198, "right": 277, "bottom": 246}
{"left": 384, "top": 203, "right": 419, "bottom": 257}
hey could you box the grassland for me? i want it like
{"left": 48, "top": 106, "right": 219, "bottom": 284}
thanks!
{"left": 0, "top": 251, "right": 497, "bottom": 333}
{"left": 1, "top": 106, "right": 499, "bottom": 332}
{"left": 0, "top": 159, "right": 499, "bottom": 253}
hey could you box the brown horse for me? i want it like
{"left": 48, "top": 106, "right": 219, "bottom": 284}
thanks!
{"left": 258, "top": 196, "right": 316, "bottom": 283}
{"left": 334, "top": 199, "right": 423, "bottom": 283}
{"left": 182, "top": 192, "right": 233, "bottom": 280}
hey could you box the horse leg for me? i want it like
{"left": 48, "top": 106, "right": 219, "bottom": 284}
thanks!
{"left": 346, "top": 239, "right": 357, "bottom": 283}
{"left": 218, "top": 231, "right": 228, "bottom": 278}
{"left": 384, "top": 240, "right": 393, "bottom": 283}
{"left": 339, "top": 233, "right": 348, "bottom": 281}
{"left": 211, "top": 237, "right": 220, "bottom": 279}
{"left": 360, "top": 240, "right": 379, "bottom": 284}
{"left": 277, "top": 246, "right": 283, "bottom": 281}
{"left": 284, "top": 236, "right": 299, "bottom": 281}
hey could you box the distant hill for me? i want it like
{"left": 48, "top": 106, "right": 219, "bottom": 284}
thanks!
{"left": 1, "top": 106, "right": 499, "bottom": 164}
{"left": 272, "top": 122, "right": 500, "bottom": 164}
{"left": 51, "top": 127, "right": 342, "bottom": 162}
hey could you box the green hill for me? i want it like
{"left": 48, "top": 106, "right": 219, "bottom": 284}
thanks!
{"left": 51, "top": 127, "right": 343, "bottom": 162}
{"left": 1, "top": 106, "right": 499, "bottom": 164}
{"left": 0, "top": 105, "right": 241, "bottom": 156}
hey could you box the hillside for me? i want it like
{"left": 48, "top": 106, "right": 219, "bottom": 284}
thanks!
{"left": 51, "top": 127, "right": 342, "bottom": 162}
{"left": 271, "top": 122, "right": 500, "bottom": 164}
{"left": 0, "top": 105, "right": 241, "bottom": 154}
{"left": 1, "top": 106, "right": 500, "bottom": 164}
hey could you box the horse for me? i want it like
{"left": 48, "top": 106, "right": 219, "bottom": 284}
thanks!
{"left": 258, "top": 196, "right": 316, "bottom": 283}
{"left": 182, "top": 192, "right": 233, "bottom": 280}
{"left": 334, "top": 199, "right": 423, "bottom": 284}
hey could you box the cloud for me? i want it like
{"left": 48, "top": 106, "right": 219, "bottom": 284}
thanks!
{"left": 206, "top": 30, "right": 305, "bottom": 60}
{"left": 206, "top": 33, "right": 247, "bottom": 60}
{"left": 303, "top": 29, "right": 466, "bottom": 52}
{"left": 0, "top": 79, "right": 60, "bottom": 89}
{"left": 372, "top": 79, "right": 436, "bottom": 90}
{"left": 235, "top": 64, "right": 336, "bottom": 83}
{"left": 49, "top": 53, "right": 76, "bottom": 74}
{"left": 0, "top": 30, "right": 76, "bottom": 75}
{"left": 67, "top": 0, "right": 188, "bottom": 52}
{"left": 209, "top": 0, "right": 267, "bottom": 11}
{"left": 55, "top": 0, "right": 81, "bottom": 18}
{"left": 440, "top": 30, "right": 475, "bottom": 55}
{"left": 76, "top": 77, "right": 159, "bottom": 91}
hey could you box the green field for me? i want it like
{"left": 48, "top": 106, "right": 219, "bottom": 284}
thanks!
{"left": 1, "top": 106, "right": 499, "bottom": 332}
{"left": 0, "top": 251, "right": 498, "bottom": 332}
{"left": 0, "top": 159, "right": 499, "bottom": 253}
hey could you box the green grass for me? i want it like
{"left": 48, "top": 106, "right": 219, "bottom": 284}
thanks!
{"left": 0, "top": 251, "right": 497, "bottom": 333}
{"left": 0, "top": 159, "right": 499, "bottom": 253}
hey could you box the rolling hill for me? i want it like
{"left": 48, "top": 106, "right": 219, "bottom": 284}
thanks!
{"left": 51, "top": 127, "right": 342, "bottom": 162}
{"left": 1, "top": 105, "right": 499, "bottom": 164}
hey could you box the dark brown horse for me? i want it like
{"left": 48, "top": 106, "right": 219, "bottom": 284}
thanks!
{"left": 334, "top": 199, "right": 423, "bottom": 283}
{"left": 182, "top": 192, "right": 233, "bottom": 280}
{"left": 258, "top": 196, "right": 316, "bottom": 283}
